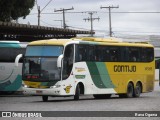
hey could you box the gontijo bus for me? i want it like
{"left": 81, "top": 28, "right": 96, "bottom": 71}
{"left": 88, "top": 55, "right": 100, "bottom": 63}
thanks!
{"left": 15, "top": 37, "right": 155, "bottom": 101}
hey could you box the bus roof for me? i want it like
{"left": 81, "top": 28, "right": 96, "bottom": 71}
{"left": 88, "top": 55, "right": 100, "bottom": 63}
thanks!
{"left": 72, "top": 37, "right": 121, "bottom": 43}
{"left": 28, "top": 39, "right": 72, "bottom": 46}
{"left": 0, "top": 41, "right": 20, "bottom": 43}
{"left": 28, "top": 37, "right": 154, "bottom": 48}
{"left": 0, "top": 41, "right": 27, "bottom": 48}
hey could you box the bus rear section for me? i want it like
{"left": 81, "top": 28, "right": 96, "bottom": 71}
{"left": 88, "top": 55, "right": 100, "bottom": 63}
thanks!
{"left": 0, "top": 41, "right": 26, "bottom": 94}
{"left": 74, "top": 42, "right": 154, "bottom": 99}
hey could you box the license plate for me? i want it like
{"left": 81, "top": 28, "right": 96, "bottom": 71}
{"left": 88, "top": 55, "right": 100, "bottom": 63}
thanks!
{"left": 36, "top": 90, "right": 42, "bottom": 94}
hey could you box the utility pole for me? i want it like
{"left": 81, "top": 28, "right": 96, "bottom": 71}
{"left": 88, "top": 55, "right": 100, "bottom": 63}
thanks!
{"left": 54, "top": 7, "right": 74, "bottom": 29}
{"left": 100, "top": 5, "right": 119, "bottom": 37}
{"left": 38, "top": 6, "right": 40, "bottom": 26}
{"left": 36, "top": 0, "right": 53, "bottom": 26}
{"left": 83, "top": 12, "right": 100, "bottom": 37}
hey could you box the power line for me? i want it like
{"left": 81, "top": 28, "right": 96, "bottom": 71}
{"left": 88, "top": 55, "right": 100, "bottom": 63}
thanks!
{"left": 99, "top": 11, "right": 160, "bottom": 13}
{"left": 83, "top": 12, "right": 100, "bottom": 36}
{"left": 36, "top": 0, "right": 53, "bottom": 26}
{"left": 54, "top": 7, "right": 74, "bottom": 29}
{"left": 68, "top": 26, "right": 90, "bottom": 31}
{"left": 54, "top": 20, "right": 63, "bottom": 28}
{"left": 29, "top": 11, "right": 160, "bottom": 15}
{"left": 65, "top": 11, "right": 160, "bottom": 14}
{"left": 100, "top": 5, "right": 119, "bottom": 37}
{"left": 113, "top": 31, "right": 160, "bottom": 34}
{"left": 40, "top": 0, "right": 53, "bottom": 13}
{"left": 40, "top": 20, "right": 57, "bottom": 27}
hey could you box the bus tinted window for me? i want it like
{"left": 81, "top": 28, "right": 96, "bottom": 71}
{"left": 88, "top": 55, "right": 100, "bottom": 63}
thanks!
{"left": 145, "top": 48, "right": 154, "bottom": 62}
{"left": 96, "top": 46, "right": 106, "bottom": 61}
{"left": 88, "top": 45, "right": 96, "bottom": 61}
{"left": 108, "top": 46, "right": 120, "bottom": 62}
{"left": 75, "top": 45, "right": 88, "bottom": 62}
{"left": 128, "top": 47, "right": 141, "bottom": 62}
{"left": 0, "top": 48, "right": 25, "bottom": 62}
{"left": 75, "top": 44, "right": 154, "bottom": 63}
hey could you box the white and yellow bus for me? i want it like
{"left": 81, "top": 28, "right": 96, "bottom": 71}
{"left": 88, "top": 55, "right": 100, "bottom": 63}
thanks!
{"left": 15, "top": 37, "right": 155, "bottom": 101}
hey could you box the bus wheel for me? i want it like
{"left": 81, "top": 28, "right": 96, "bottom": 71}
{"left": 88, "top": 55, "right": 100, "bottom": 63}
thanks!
{"left": 126, "top": 82, "right": 134, "bottom": 98}
{"left": 74, "top": 84, "right": 80, "bottom": 100}
{"left": 119, "top": 83, "right": 133, "bottom": 98}
{"left": 133, "top": 82, "right": 141, "bottom": 97}
{"left": 42, "top": 96, "right": 48, "bottom": 102}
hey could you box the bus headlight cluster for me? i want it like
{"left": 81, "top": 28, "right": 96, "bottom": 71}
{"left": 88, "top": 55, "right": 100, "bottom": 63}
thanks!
{"left": 22, "top": 84, "right": 28, "bottom": 88}
{"left": 24, "top": 85, "right": 28, "bottom": 88}
{"left": 50, "top": 85, "right": 61, "bottom": 88}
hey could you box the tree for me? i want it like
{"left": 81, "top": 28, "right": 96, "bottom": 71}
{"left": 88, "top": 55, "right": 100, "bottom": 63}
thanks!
{"left": 0, "top": 0, "right": 35, "bottom": 22}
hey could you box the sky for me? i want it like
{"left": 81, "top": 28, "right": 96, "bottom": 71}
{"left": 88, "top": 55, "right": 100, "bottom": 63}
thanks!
{"left": 18, "top": 0, "right": 160, "bottom": 37}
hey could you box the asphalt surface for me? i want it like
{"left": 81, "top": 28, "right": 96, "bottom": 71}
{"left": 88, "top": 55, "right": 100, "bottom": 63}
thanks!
{"left": 0, "top": 81, "right": 159, "bottom": 120}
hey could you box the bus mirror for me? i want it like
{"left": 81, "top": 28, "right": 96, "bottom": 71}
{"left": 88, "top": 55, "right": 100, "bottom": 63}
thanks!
{"left": 15, "top": 54, "right": 23, "bottom": 67}
{"left": 57, "top": 54, "right": 63, "bottom": 68}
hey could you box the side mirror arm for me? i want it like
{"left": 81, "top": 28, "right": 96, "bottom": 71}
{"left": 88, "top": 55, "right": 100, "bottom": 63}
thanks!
{"left": 57, "top": 54, "right": 63, "bottom": 68}
{"left": 15, "top": 54, "right": 23, "bottom": 67}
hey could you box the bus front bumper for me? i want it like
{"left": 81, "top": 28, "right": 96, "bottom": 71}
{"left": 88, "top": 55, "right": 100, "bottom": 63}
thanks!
{"left": 22, "top": 87, "right": 61, "bottom": 96}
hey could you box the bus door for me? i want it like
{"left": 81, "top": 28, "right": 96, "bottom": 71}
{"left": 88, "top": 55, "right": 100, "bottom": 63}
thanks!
{"left": 62, "top": 44, "right": 75, "bottom": 95}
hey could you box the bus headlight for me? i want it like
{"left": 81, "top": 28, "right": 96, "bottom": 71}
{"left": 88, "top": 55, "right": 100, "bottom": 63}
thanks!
{"left": 22, "top": 84, "right": 28, "bottom": 88}
{"left": 50, "top": 85, "right": 61, "bottom": 88}
{"left": 24, "top": 85, "right": 28, "bottom": 88}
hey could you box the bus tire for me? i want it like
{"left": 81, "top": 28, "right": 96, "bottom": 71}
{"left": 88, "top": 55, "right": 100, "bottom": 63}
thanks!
{"left": 133, "top": 82, "right": 141, "bottom": 97}
{"left": 126, "top": 82, "right": 134, "bottom": 98}
{"left": 42, "top": 96, "right": 48, "bottom": 102}
{"left": 119, "top": 82, "right": 134, "bottom": 98}
{"left": 74, "top": 84, "right": 80, "bottom": 100}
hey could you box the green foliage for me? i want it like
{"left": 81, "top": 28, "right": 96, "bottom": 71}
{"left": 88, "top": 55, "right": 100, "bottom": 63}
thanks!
{"left": 0, "top": 0, "right": 35, "bottom": 22}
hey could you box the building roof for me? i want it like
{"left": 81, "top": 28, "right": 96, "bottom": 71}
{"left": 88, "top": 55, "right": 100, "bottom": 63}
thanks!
{"left": 0, "top": 21, "right": 93, "bottom": 42}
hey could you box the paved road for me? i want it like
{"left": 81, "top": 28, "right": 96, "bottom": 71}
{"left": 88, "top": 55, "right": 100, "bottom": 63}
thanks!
{"left": 0, "top": 81, "right": 160, "bottom": 120}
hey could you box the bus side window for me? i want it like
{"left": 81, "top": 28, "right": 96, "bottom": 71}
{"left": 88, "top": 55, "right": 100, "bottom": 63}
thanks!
{"left": 109, "top": 47, "right": 120, "bottom": 62}
{"left": 95, "top": 46, "right": 103, "bottom": 61}
{"left": 128, "top": 47, "right": 140, "bottom": 62}
{"left": 146, "top": 48, "right": 154, "bottom": 62}
{"left": 75, "top": 45, "right": 88, "bottom": 62}
{"left": 88, "top": 45, "right": 96, "bottom": 61}
{"left": 121, "top": 47, "right": 127, "bottom": 62}
{"left": 141, "top": 47, "right": 154, "bottom": 62}
{"left": 0, "top": 47, "right": 25, "bottom": 63}
{"left": 141, "top": 48, "right": 148, "bottom": 62}
{"left": 103, "top": 47, "right": 110, "bottom": 62}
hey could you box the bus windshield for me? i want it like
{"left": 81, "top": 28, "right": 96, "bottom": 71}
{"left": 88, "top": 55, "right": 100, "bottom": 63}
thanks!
{"left": 23, "top": 46, "right": 63, "bottom": 81}
{"left": 26, "top": 46, "right": 63, "bottom": 57}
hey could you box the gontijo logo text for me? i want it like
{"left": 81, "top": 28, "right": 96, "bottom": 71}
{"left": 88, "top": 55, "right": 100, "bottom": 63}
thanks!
{"left": 114, "top": 65, "right": 136, "bottom": 72}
